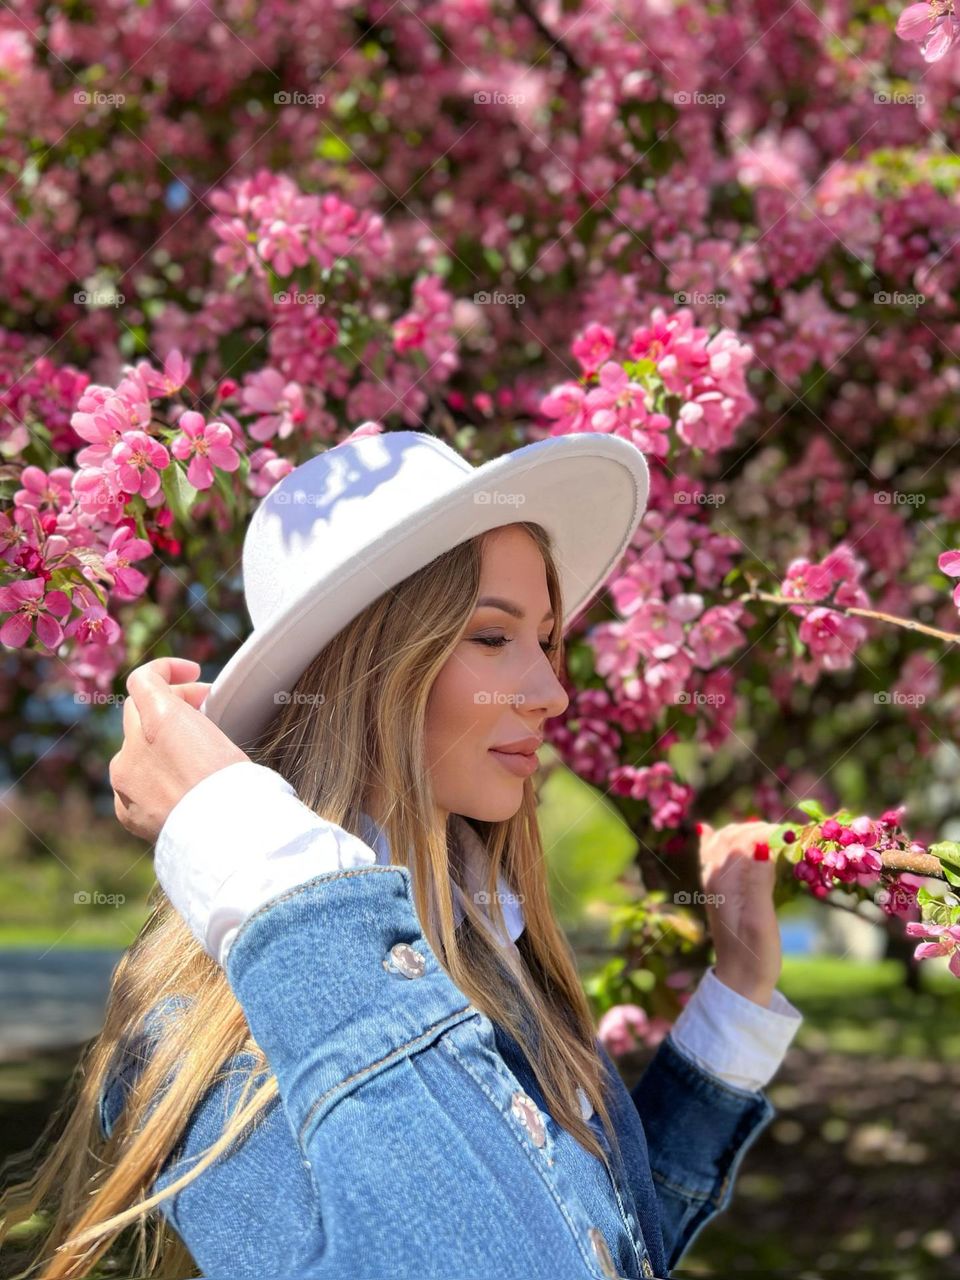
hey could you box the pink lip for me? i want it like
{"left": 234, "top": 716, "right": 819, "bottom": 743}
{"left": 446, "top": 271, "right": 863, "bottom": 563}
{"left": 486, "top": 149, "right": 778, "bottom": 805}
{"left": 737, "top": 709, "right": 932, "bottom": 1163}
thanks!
{"left": 488, "top": 748, "right": 539, "bottom": 778}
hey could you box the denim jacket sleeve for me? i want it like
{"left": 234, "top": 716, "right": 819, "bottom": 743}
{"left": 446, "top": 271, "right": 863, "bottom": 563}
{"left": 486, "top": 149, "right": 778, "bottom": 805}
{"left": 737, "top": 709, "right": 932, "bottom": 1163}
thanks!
{"left": 627, "top": 1031, "right": 775, "bottom": 1272}
{"left": 98, "top": 1015, "right": 328, "bottom": 1277}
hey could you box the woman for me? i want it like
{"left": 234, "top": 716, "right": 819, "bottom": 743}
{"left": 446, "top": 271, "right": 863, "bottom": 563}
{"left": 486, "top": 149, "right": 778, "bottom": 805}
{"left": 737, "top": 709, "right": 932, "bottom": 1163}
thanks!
{"left": 2, "top": 429, "right": 801, "bottom": 1279}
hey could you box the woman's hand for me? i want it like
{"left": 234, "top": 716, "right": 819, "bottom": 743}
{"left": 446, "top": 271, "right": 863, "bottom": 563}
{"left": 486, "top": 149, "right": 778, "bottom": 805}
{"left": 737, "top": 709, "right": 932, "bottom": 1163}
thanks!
{"left": 109, "top": 656, "right": 250, "bottom": 842}
{"left": 697, "top": 819, "right": 783, "bottom": 1007}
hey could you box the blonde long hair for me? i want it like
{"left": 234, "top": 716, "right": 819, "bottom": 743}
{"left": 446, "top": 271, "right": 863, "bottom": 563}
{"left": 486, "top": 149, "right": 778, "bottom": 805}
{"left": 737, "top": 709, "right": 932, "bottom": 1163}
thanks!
{"left": 1, "top": 519, "right": 622, "bottom": 1279}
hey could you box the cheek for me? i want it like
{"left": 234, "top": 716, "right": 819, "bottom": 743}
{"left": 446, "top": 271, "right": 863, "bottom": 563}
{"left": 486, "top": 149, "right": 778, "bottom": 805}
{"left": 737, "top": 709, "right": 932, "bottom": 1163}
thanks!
{"left": 425, "top": 653, "right": 494, "bottom": 757}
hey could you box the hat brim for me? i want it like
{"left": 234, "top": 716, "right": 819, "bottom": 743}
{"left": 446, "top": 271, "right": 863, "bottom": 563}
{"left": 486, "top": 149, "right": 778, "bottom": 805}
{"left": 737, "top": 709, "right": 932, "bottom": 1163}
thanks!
{"left": 201, "top": 432, "right": 649, "bottom": 748}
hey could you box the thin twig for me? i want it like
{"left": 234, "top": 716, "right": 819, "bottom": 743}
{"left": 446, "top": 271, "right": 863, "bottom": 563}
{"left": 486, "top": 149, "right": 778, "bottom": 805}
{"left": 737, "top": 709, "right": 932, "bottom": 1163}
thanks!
{"left": 514, "top": 0, "right": 583, "bottom": 75}
{"left": 739, "top": 588, "right": 960, "bottom": 646}
{"left": 880, "top": 850, "right": 948, "bottom": 879}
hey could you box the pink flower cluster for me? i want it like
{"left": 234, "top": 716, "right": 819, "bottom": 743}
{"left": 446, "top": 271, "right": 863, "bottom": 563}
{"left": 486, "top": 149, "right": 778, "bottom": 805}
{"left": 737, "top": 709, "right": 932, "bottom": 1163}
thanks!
{"left": 904, "top": 920, "right": 960, "bottom": 976}
{"left": 71, "top": 350, "right": 242, "bottom": 514}
{"left": 544, "top": 310, "right": 754, "bottom": 458}
{"left": 781, "top": 543, "right": 871, "bottom": 678}
{"left": 392, "top": 275, "right": 460, "bottom": 381}
{"left": 609, "top": 761, "right": 694, "bottom": 832}
{"left": 790, "top": 811, "right": 922, "bottom": 902}
{"left": 597, "top": 1003, "right": 674, "bottom": 1056}
{"left": 0, "top": 345, "right": 298, "bottom": 687}
{"left": 210, "top": 171, "right": 391, "bottom": 282}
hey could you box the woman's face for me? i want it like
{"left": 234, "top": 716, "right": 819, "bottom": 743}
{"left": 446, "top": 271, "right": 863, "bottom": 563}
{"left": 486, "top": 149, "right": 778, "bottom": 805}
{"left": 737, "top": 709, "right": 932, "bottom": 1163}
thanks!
{"left": 425, "top": 524, "right": 570, "bottom": 825}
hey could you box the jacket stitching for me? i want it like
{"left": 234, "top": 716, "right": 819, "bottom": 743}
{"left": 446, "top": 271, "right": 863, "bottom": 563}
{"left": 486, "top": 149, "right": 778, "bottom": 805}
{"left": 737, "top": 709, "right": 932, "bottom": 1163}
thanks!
{"left": 650, "top": 1168, "right": 716, "bottom": 1205}
{"left": 231, "top": 866, "right": 413, "bottom": 952}
{"left": 297, "top": 1003, "right": 474, "bottom": 1144}
{"left": 441, "top": 1020, "right": 608, "bottom": 1278}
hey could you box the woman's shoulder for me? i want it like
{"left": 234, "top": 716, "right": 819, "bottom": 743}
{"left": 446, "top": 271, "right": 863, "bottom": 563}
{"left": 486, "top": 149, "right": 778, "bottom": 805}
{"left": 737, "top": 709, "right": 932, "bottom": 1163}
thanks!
{"left": 97, "top": 993, "right": 257, "bottom": 1141}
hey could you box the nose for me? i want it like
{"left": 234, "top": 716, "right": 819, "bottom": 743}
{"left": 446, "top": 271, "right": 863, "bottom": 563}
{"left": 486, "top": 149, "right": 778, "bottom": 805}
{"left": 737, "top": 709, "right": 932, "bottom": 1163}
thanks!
{"left": 521, "top": 656, "right": 569, "bottom": 725}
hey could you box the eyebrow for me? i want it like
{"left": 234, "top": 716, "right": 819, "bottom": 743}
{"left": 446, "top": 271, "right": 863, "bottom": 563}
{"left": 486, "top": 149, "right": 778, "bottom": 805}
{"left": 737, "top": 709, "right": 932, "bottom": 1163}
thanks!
{"left": 475, "top": 596, "right": 555, "bottom": 623}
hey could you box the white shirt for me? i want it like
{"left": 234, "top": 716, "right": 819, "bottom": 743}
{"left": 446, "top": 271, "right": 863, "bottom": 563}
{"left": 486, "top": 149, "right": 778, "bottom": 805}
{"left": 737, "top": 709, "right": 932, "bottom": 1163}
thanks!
{"left": 154, "top": 760, "right": 802, "bottom": 1094}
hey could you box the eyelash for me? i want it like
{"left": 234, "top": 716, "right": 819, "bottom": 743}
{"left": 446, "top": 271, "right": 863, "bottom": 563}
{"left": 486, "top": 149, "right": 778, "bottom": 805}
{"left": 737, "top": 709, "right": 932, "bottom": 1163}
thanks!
{"left": 473, "top": 636, "right": 559, "bottom": 655}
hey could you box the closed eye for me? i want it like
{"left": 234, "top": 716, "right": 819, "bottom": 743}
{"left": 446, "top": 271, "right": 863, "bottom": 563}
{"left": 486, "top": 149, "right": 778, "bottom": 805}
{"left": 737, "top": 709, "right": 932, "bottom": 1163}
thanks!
{"left": 472, "top": 636, "right": 558, "bottom": 654}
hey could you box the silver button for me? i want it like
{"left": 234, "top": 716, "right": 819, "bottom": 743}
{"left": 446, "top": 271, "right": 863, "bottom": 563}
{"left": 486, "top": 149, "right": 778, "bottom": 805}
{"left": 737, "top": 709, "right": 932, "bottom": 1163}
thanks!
{"left": 382, "top": 942, "right": 426, "bottom": 978}
{"left": 587, "top": 1226, "right": 618, "bottom": 1278}
{"left": 577, "top": 1083, "right": 593, "bottom": 1120}
{"left": 510, "top": 1089, "right": 546, "bottom": 1147}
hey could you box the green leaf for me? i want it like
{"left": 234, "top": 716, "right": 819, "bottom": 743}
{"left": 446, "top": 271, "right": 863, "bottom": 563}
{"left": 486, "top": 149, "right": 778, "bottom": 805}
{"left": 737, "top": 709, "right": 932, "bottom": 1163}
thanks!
{"left": 317, "top": 133, "right": 352, "bottom": 162}
{"left": 628, "top": 968, "right": 656, "bottom": 993}
{"left": 786, "top": 618, "right": 806, "bottom": 659}
{"left": 161, "top": 464, "right": 197, "bottom": 531}
{"left": 796, "top": 798, "right": 829, "bottom": 823}
{"left": 930, "top": 840, "right": 960, "bottom": 870}
{"left": 943, "top": 866, "right": 960, "bottom": 889}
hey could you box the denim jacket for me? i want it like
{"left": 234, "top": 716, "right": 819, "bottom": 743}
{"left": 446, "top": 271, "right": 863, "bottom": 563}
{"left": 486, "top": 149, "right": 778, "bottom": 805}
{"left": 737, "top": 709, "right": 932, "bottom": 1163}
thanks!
{"left": 98, "top": 863, "right": 778, "bottom": 1280}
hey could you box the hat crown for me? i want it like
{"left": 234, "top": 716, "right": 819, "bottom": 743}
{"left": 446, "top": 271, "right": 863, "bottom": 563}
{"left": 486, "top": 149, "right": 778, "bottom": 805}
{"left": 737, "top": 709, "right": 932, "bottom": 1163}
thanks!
{"left": 243, "top": 431, "right": 474, "bottom": 629}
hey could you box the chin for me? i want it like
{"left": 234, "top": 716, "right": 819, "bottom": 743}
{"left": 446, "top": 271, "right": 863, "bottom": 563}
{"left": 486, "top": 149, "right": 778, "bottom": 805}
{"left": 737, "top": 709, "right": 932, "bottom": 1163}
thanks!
{"left": 454, "top": 790, "right": 524, "bottom": 826}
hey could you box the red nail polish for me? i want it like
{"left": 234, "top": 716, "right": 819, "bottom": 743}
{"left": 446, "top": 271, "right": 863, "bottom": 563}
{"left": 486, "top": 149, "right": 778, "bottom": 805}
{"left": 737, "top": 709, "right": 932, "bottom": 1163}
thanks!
{"left": 753, "top": 842, "right": 770, "bottom": 861}
{"left": 695, "top": 822, "right": 703, "bottom": 835}
{"left": 746, "top": 814, "right": 761, "bottom": 822}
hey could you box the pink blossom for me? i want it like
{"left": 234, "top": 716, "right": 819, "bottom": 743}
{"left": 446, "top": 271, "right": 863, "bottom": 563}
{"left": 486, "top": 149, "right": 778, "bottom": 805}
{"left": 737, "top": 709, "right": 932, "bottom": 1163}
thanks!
{"left": 170, "top": 410, "right": 242, "bottom": 490}
{"left": 340, "top": 421, "right": 384, "bottom": 445}
{"left": 687, "top": 603, "right": 745, "bottom": 668}
{"left": 240, "top": 368, "right": 306, "bottom": 442}
{"left": 72, "top": 462, "right": 127, "bottom": 523}
{"left": 102, "top": 525, "right": 152, "bottom": 600}
{"left": 896, "top": 2, "right": 960, "bottom": 62}
{"left": 112, "top": 430, "right": 170, "bottom": 500}
{"left": 797, "top": 607, "right": 868, "bottom": 672}
{"left": 259, "top": 218, "right": 310, "bottom": 277}
{"left": 583, "top": 362, "right": 672, "bottom": 456}
{"left": 597, "top": 1004, "right": 650, "bottom": 1056}
{"left": 64, "top": 603, "right": 121, "bottom": 646}
{"left": 0, "top": 506, "right": 39, "bottom": 569}
{"left": 247, "top": 446, "right": 295, "bottom": 498}
{"left": 628, "top": 309, "right": 709, "bottom": 386}
{"left": 391, "top": 276, "right": 458, "bottom": 379}
{"left": 572, "top": 322, "right": 616, "bottom": 376}
{"left": 938, "top": 548, "right": 960, "bottom": 607}
{"left": 877, "top": 874, "right": 921, "bottom": 919}
{"left": 0, "top": 576, "right": 71, "bottom": 650}
{"left": 0, "top": 29, "right": 33, "bottom": 83}
{"left": 904, "top": 920, "right": 960, "bottom": 977}
{"left": 137, "top": 348, "right": 190, "bottom": 398}
{"left": 782, "top": 557, "right": 834, "bottom": 609}
{"left": 541, "top": 382, "right": 587, "bottom": 434}
{"left": 14, "top": 466, "right": 75, "bottom": 517}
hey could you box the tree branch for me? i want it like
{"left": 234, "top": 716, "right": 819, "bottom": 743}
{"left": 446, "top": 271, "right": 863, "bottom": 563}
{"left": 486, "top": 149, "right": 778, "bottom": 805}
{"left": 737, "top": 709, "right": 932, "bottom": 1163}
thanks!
{"left": 739, "top": 588, "right": 960, "bottom": 646}
{"left": 514, "top": 0, "right": 583, "bottom": 75}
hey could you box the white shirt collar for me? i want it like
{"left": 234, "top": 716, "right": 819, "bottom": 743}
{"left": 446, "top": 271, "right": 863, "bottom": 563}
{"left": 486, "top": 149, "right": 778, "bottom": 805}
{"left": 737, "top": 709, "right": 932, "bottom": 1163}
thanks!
{"left": 357, "top": 810, "right": 526, "bottom": 948}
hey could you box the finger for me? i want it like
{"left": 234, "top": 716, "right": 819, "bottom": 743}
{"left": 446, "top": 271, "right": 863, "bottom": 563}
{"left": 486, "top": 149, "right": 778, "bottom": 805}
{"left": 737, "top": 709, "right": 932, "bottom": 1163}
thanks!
{"left": 125, "top": 657, "right": 201, "bottom": 695}
{"left": 168, "top": 680, "right": 212, "bottom": 711}
{"left": 122, "top": 686, "right": 137, "bottom": 739}
{"left": 126, "top": 663, "right": 184, "bottom": 744}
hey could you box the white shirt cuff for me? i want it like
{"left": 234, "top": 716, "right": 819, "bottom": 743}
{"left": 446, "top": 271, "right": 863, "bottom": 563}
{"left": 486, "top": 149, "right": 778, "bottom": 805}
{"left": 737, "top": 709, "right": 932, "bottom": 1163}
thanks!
{"left": 667, "top": 965, "right": 803, "bottom": 1092}
{"left": 154, "top": 760, "right": 377, "bottom": 967}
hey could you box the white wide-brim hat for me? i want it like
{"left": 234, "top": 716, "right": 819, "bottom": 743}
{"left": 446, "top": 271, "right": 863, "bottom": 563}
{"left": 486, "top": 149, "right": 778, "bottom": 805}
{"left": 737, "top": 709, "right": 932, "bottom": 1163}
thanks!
{"left": 200, "top": 428, "right": 650, "bottom": 747}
